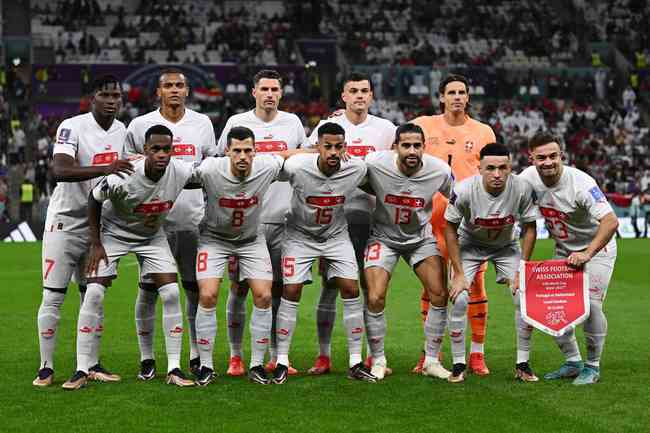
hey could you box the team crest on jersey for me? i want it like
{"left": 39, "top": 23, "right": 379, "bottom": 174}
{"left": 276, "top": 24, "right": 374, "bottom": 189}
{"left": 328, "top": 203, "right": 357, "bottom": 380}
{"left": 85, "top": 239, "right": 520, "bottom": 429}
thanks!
{"left": 264, "top": 134, "right": 273, "bottom": 139}
{"left": 57, "top": 128, "right": 71, "bottom": 143}
{"left": 104, "top": 144, "right": 112, "bottom": 150}
{"left": 464, "top": 141, "right": 474, "bottom": 152}
{"left": 173, "top": 137, "right": 182, "bottom": 143}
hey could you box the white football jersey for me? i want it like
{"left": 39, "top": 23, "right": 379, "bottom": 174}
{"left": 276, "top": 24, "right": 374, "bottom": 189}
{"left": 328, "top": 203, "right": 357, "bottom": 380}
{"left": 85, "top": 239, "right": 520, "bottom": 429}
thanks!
{"left": 217, "top": 110, "right": 307, "bottom": 224}
{"left": 196, "top": 154, "right": 284, "bottom": 242}
{"left": 445, "top": 174, "right": 540, "bottom": 248}
{"left": 282, "top": 153, "right": 367, "bottom": 240}
{"left": 93, "top": 158, "right": 196, "bottom": 242}
{"left": 309, "top": 112, "right": 396, "bottom": 223}
{"left": 123, "top": 108, "right": 217, "bottom": 231}
{"left": 366, "top": 151, "right": 453, "bottom": 247}
{"left": 45, "top": 112, "right": 126, "bottom": 233}
{"left": 519, "top": 165, "right": 615, "bottom": 254}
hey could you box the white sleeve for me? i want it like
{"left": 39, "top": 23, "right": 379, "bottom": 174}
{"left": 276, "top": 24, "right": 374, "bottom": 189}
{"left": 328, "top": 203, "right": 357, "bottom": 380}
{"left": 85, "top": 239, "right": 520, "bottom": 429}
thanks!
{"left": 277, "top": 156, "right": 296, "bottom": 182}
{"left": 579, "top": 179, "right": 614, "bottom": 220}
{"left": 439, "top": 168, "right": 454, "bottom": 199}
{"left": 295, "top": 118, "right": 308, "bottom": 149}
{"left": 309, "top": 120, "right": 330, "bottom": 147}
{"left": 53, "top": 120, "right": 79, "bottom": 158}
{"left": 123, "top": 130, "right": 138, "bottom": 157}
{"left": 444, "top": 187, "right": 464, "bottom": 224}
{"left": 356, "top": 160, "right": 368, "bottom": 186}
{"left": 201, "top": 119, "right": 218, "bottom": 157}
{"left": 383, "top": 122, "right": 397, "bottom": 150}
{"left": 216, "top": 118, "right": 233, "bottom": 156}
{"left": 519, "top": 181, "right": 541, "bottom": 223}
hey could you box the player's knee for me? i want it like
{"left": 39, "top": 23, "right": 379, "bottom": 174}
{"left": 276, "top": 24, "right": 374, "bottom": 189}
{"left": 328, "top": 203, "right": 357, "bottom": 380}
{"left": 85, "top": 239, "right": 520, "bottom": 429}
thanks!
{"left": 453, "top": 291, "right": 469, "bottom": 312}
{"left": 339, "top": 284, "right": 360, "bottom": 300}
{"left": 282, "top": 285, "right": 302, "bottom": 302}
{"left": 199, "top": 290, "right": 217, "bottom": 308}
{"left": 366, "top": 291, "right": 386, "bottom": 312}
{"left": 252, "top": 291, "right": 271, "bottom": 309}
{"left": 42, "top": 288, "right": 65, "bottom": 308}
{"left": 84, "top": 285, "right": 105, "bottom": 309}
{"left": 159, "top": 285, "right": 180, "bottom": 306}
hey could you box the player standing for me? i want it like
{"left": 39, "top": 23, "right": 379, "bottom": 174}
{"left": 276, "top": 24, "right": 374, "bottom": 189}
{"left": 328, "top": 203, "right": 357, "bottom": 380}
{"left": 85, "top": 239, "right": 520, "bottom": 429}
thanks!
{"left": 192, "top": 126, "right": 305, "bottom": 386}
{"left": 273, "top": 122, "right": 376, "bottom": 384}
{"left": 412, "top": 74, "right": 496, "bottom": 375}
{"left": 62, "top": 125, "right": 197, "bottom": 390}
{"left": 124, "top": 69, "right": 217, "bottom": 380}
{"left": 33, "top": 75, "right": 133, "bottom": 387}
{"left": 520, "top": 132, "right": 618, "bottom": 385}
{"left": 363, "top": 124, "right": 455, "bottom": 381}
{"left": 307, "top": 72, "right": 396, "bottom": 374}
{"left": 444, "top": 143, "right": 539, "bottom": 382}
{"left": 217, "top": 70, "right": 307, "bottom": 376}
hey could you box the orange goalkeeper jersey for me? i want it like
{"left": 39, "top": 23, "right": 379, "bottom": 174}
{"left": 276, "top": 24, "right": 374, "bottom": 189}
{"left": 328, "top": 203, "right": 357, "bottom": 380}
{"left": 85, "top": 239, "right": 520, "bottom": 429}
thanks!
{"left": 412, "top": 114, "right": 496, "bottom": 182}
{"left": 412, "top": 114, "right": 496, "bottom": 259}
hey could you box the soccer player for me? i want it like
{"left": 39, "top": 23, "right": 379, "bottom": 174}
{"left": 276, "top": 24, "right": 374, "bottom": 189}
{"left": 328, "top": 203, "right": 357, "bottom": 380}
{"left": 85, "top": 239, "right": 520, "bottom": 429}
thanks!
{"left": 33, "top": 75, "right": 133, "bottom": 387}
{"left": 307, "top": 72, "right": 396, "bottom": 375}
{"left": 520, "top": 132, "right": 618, "bottom": 385}
{"left": 216, "top": 69, "right": 307, "bottom": 376}
{"left": 124, "top": 68, "right": 217, "bottom": 380}
{"left": 273, "top": 122, "right": 375, "bottom": 384}
{"left": 363, "top": 123, "right": 455, "bottom": 381}
{"left": 62, "top": 125, "right": 197, "bottom": 390}
{"left": 444, "top": 142, "right": 539, "bottom": 383}
{"left": 412, "top": 74, "right": 496, "bottom": 375}
{"left": 193, "top": 126, "right": 306, "bottom": 386}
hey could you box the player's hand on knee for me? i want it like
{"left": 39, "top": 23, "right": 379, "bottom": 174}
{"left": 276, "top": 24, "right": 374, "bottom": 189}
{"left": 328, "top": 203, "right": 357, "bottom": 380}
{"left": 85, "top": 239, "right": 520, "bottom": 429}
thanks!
{"left": 566, "top": 252, "right": 590, "bottom": 268}
{"left": 86, "top": 242, "right": 108, "bottom": 276}
{"left": 449, "top": 275, "right": 469, "bottom": 303}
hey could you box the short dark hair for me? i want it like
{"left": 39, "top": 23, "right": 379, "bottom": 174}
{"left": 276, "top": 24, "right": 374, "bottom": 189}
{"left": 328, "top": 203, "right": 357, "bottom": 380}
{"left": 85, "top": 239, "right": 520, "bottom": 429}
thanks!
{"left": 145, "top": 124, "right": 173, "bottom": 143}
{"left": 395, "top": 123, "right": 425, "bottom": 144}
{"left": 342, "top": 71, "right": 373, "bottom": 92}
{"left": 529, "top": 131, "right": 563, "bottom": 151}
{"left": 158, "top": 68, "right": 186, "bottom": 86}
{"left": 227, "top": 126, "right": 255, "bottom": 148}
{"left": 438, "top": 74, "right": 470, "bottom": 113}
{"left": 91, "top": 74, "right": 121, "bottom": 94}
{"left": 480, "top": 142, "right": 510, "bottom": 159}
{"left": 253, "top": 69, "right": 283, "bottom": 86}
{"left": 317, "top": 122, "right": 345, "bottom": 138}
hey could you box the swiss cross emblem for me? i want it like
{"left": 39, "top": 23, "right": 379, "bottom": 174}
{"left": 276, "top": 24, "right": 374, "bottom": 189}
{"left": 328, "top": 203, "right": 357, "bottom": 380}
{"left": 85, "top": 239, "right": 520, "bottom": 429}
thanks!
{"left": 464, "top": 141, "right": 474, "bottom": 152}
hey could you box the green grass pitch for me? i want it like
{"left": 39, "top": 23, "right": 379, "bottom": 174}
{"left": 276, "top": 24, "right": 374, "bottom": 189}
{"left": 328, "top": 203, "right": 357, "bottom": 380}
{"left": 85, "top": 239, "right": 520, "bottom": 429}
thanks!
{"left": 1, "top": 239, "right": 648, "bottom": 433}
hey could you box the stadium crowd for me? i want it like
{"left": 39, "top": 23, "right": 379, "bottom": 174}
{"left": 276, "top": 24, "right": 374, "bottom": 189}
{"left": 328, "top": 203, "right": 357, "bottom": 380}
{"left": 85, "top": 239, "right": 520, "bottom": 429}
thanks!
{"left": 2, "top": 81, "right": 649, "bottom": 230}
{"left": 1, "top": 0, "right": 648, "bottom": 231}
